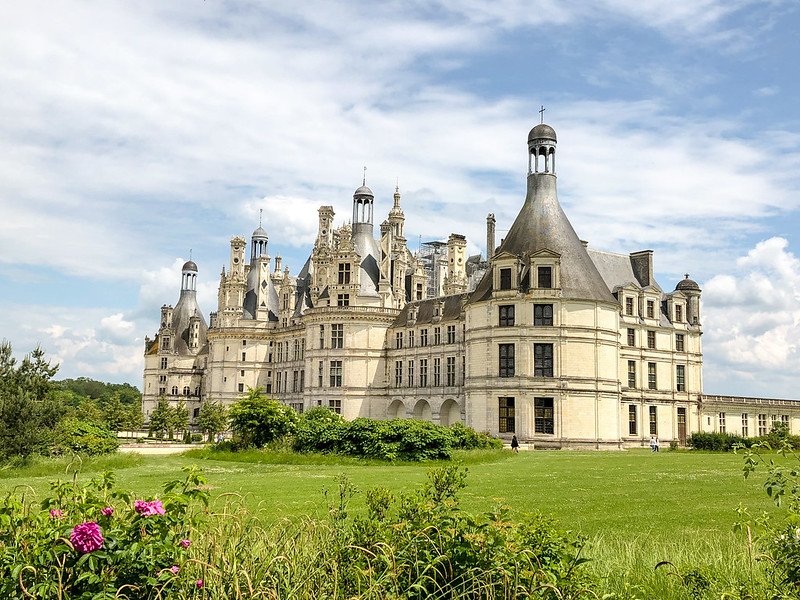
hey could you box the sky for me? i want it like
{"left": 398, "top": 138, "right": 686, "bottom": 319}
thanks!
{"left": 1, "top": 0, "right": 800, "bottom": 398}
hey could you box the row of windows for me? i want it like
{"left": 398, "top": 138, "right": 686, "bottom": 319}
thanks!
{"left": 626, "top": 361, "right": 686, "bottom": 391}
{"left": 268, "top": 369, "right": 306, "bottom": 394}
{"left": 497, "top": 304, "right": 553, "bottom": 327}
{"left": 496, "top": 343, "right": 554, "bottom": 378}
{"left": 498, "top": 266, "right": 552, "bottom": 291}
{"left": 625, "top": 328, "right": 685, "bottom": 351}
{"left": 628, "top": 405, "right": 660, "bottom": 436}
{"left": 720, "top": 413, "right": 789, "bottom": 436}
{"left": 396, "top": 324, "right": 459, "bottom": 349}
{"left": 624, "top": 296, "right": 685, "bottom": 323}
{"left": 157, "top": 386, "right": 200, "bottom": 397}
{"left": 498, "top": 397, "right": 554, "bottom": 434}
{"left": 394, "top": 357, "right": 463, "bottom": 387}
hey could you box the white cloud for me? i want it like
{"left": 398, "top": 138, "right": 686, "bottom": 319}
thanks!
{"left": 754, "top": 86, "right": 780, "bottom": 97}
{"left": 703, "top": 237, "right": 800, "bottom": 397}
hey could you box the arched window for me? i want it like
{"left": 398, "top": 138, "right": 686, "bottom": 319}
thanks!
{"left": 183, "top": 386, "right": 190, "bottom": 396}
{"left": 171, "top": 386, "right": 178, "bottom": 395}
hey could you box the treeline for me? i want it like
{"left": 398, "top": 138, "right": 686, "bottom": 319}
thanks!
{"left": 0, "top": 341, "right": 142, "bottom": 462}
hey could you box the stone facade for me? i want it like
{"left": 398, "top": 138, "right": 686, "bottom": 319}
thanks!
{"left": 142, "top": 121, "right": 799, "bottom": 448}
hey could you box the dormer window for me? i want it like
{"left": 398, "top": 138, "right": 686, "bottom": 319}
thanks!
{"left": 675, "top": 304, "right": 683, "bottom": 322}
{"left": 646, "top": 300, "right": 655, "bottom": 319}
{"left": 338, "top": 263, "right": 351, "bottom": 285}
{"left": 625, "top": 297, "right": 634, "bottom": 316}
{"left": 537, "top": 267, "right": 552, "bottom": 289}
{"left": 500, "top": 268, "right": 512, "bottom": 290}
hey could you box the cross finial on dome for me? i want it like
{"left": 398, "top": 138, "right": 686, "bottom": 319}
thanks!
{"left": 685, "top": 273, "right": 690, "bottom": 279}
{"left": 539, "top": 105, "right": 545, "bottom": 124}
{"left": 363, "top": 165, "right": 367, "bottom": 186}
{"left": 259, "top": 208, "right": 263, "bottom": 228}
{"left": 189, "top": 248, "right": 192, "bottom": 260}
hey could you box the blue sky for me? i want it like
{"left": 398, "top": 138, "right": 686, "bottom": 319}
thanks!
{"left": 2, "top": 0, "right": 800, "bottom": 398}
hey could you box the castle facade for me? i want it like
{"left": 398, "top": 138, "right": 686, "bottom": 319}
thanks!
{"left": 142, "top": 122, "right": 798, "bottom": 448}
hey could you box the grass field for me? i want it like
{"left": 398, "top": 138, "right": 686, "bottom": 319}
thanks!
{"left": 0, "top": 447, "right": 788, "bottom": 598}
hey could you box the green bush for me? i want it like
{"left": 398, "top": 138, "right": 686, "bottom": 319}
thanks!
{"left": 293, "top": 411, "right": 500, "bottom": 461}
{"left": 687, "top": 432, "right": 753, "bottom": 451}
{"left": 52, "top": 418, "right": 119, "bottom": 456}
{"left": 228, "top": 387, "right": 297, "bottom": 448}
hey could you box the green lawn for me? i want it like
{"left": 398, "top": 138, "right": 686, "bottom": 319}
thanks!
{"left": 0, "top": 448, "right": 787, "bottom": 598}
{"left": 0, "top": 448, "right": 778, "bottom": 537}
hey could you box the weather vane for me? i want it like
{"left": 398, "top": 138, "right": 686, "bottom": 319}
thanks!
{"left": 539, "top": 105, "right": 546, "bottom": 123}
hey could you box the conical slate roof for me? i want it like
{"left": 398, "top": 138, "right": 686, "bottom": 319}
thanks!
{"left": 472, "top": 172, "right": 617, "bottom": 304}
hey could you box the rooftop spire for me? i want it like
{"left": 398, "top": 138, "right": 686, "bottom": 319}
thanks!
{"left": 539, "top": 105, "right": 545, "bottom": 124}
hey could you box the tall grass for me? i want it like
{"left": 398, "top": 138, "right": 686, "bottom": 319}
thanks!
{"left": 0, "top": 452, "right": 143, "bottom": 479}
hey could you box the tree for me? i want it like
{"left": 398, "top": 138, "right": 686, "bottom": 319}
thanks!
{"left": 101, "top": 392, "right": 130, "bottom": 432}
{"left": 198, "top": 399, "right": 228, "bottom": 442}
{"left": 172, "top": 400, "right": 189, "bottom": 438}
{"left": 0, "top": 341, "right": 61, "bottom": 460}
{"left": 228, "top": 387, "right": 297, "bottom": 447}
{"left": 148, "top": 397, "right": 175, "bottom": 440}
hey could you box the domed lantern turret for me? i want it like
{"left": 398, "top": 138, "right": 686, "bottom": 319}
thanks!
{"left": 181, "top": 260, "right": 198, "bottom": 292}
{"left": 528, "top": 122, "right": 557, "bottom": 175}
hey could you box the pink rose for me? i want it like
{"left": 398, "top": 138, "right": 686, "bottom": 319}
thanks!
{"left": 179, "top": 539, "right": 191, "bottom": 549}
{"left": 101, "top": 507, "right": 114, "bottom": 516}
{"left": 196, "top": 579, "right": 204, "bottom": 588}
{"left": 169, "top": 565, "right": 180, "bottom": 575}
{"left": 70, "top": 522, "right": 104, "bottom": 553}
{"left": 134, "top": 499, "right": 166, "bottom": 516}
{"left": 49, "top": 509, "right": 63, "bottom": 519}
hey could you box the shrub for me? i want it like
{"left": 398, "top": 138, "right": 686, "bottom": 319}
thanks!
{"left": 228, "top": 387, "right": 297, "bottom": 448}
{"left": 294, "top": 412, "right": 499, "bottom": 461}
{"left": 688, "top": 432, "right": 753, "bottom": 451}
{"left": 190, "top": 433, "right": 203, "bottom": 443}
{"left": 0, "top": 467, "right": 209, "bottom": 600}
{"left": 51, "top": 418, "right": 119, "bottom": 456}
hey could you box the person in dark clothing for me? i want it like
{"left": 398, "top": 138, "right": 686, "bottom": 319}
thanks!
{"left": 511, "top": 435, "right": 519, "bottom": 453}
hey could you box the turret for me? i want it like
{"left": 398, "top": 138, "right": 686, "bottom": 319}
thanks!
{"left": 486, "top": 213, "right": 496, "bottom": 263}
{"left": 443, "top": 233, "right": 467, "bottom": 295}
{"left": 676, "top": 275, "right": 702, "bottom": 325}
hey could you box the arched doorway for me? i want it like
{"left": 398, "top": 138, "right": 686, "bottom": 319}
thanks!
{"left": 388, "top": 399, "right": 406, "bottom": 419}
{"left": 412, "top": 399, "right": 432, "bottom": 421}
{"left": 439, "top": 399, "right": 461, "bottom": 426}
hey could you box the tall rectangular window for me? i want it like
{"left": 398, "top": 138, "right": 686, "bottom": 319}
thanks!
{"left": 627, "top": 328, "right": 635, "bottom": 346}
{"left": 420, "top": 329, "right": 428, "bottom": 347}
{"left": 676, "top": 365, "right": 685, "bottom": 392}
{"left": 675, "top": 334, "right": 685, "bottom": 352}
{"left": 447, "top": 324, "right": 456, "bottom": 344}
{"left": 627, "top": 360, "right": 636, "bottom": 388}
{"left": 433, "top": 358, "right": 441, "bottom": 386}
{"left": 292, "top": 371, "right": 299, "bottom": 393}
{"left": 294, "top": 339, "right": 300, "bottom": 360}
{"left": 408, "top": 330, "right": 415, "bottom": 347}
{"left": 276, "top": 372, "right": 282, "bottom": 393}
{"left": 534, "top": 304, "right": 553, "bottom": 326}
{"left": 331, "top": 324, "right": 344, "bottom": 349}
{"left": 446, "top": 356, "right": 456, "bottom": 386}
{"left": 277, "top": 344, "right": 283, "bottom": 362}
{"left": 499, "top": 305, "right": 515, "bottom": 327}
{"left": 160, "top": 357, "right": 168, "bottom": 369}
{"left": 649, "top": 406, "right": 657, "bottom": 435}
{"left": 408, "top": 360, "right": 414, "bottom": 387}
{"left": 416, "top": 283, "right": 423, "bottom": 300}
{"left": 675, "top": 304, "right": 683, "bottom": 322}
{"left": 646, "top": 300, "right": 655, "bottom": 319}
{"left": 534, "top": 344, "right": 553, "bottom": 377}
{"left": 718, "top": 412, "right": 726, "bottom": 433}
{"left": 329, "top": 399, "right": 341, "bottom": 415}
{"left": 758, "top": 414, "right": 767, "bottom": 436}
{"left": 434, "top": 327, "right": 441, "bottom": 345}
{"left": 242, "top": 352, "right": 247, "bottom": 361}
{"left": 318, "top": 361, "right": 323, "bottom": 388}
{"left": 625, "top": 297, "right": 634, "bottom": 316}
{"left": 395, "top": 331, "right": 403, "bottom": 349}
{"left": 647, "top": 331, "right": 656, "bottom": 349}
{"left": 537, "top": 266, "right": 552, "bottom": 289}
{"left": 338, "top": 263, "right": 351, "bottom": 284}
{"left": 628, "top": 405, "right": 637, "bottom": 436}
{"left": 499, "top": 397, "right": 515, "bottom": 433}
{"left": 330, "top": 360, "right": 342, "bottom": 387}
{"left": 394, "top": 360, "right": 403, "bottom": 387}
{"left": 535, "top": 398, "right": 554, "bottom": 434}
{"left": 299, "top": 370, "right": 304, "bottom": 392}
{"left": 648, "top": 362, "right": 657, "bottom": 390}
{"left": 419, "top": 359, "right": 428, "bottom": 387}
{"left": 499, "top": 344, "right": 515, "bottom": 377}
{"left": 319, "top": 325, "right": 325, "bottom": 349}
{"left": 742, "top": 414, "right": 749, "bottom": 437}
{"left": 500, "top": 268, "right": 512, "bottom": 290}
